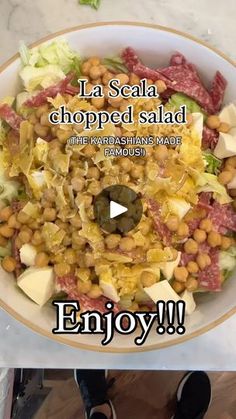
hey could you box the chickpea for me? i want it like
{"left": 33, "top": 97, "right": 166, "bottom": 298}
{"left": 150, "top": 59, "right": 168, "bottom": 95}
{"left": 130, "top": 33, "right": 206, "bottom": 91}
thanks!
{"left": 54, "top": 262, "right": 71, "bottom": 277}
{"left": 75, "top": 194, "right": 93, "bottom": 209}
{"left": 177, "top": 222, "right": 189, "bottom": 237}
{"left": 88, "top": 180, "right": 101, "bottom": 196}
{"left": 89, "top": 65, "right": 105, "bottom": 80}
{"left": 187, "top": 261, "right": 199, "bottom": 274}
{"left": 118, "top": 157, "right": 132, "bottom": 173}
{"left": 115, "top": 73, "right": 130, "bottom": 85}
{"left": 196, "top": 253, "right": 211, "bottom": 270}
{"left": 225, "top": 156, "right": 236, "bottom": 169}
{"left": 34, "top": 123, "right": 49, "bottom": 138}
{"left": 28, "top": 113, "right": 38, "bottom": 124}
{"left": 43, "top": 188, "right": 56, "bottom": 203}
{"left": 40, "top": 113, "right": 52, "bottom": 127}
{"left": 0, "top": 235, "right": 8, "bottom": 247}
{"left": 105, "top": 234, "right": 121, "bottom": 250}
{"left": 102, "top": 72, "right": 113, "bottom": 85}
{"left": 166, "top": 215, "right": 180, "bottom": 232}
{"left": 0, "top": 206, "right": 13, "bottom": 222}
{"left": 35, "top": 252, "right": 49, "bottom": 267}
{"left": 154, "top": 145, "right": 168, "bottom": 162}
{"left": 18, "top": 229, "right": 32, "bottom": 244}
{"left": 88, "top": 56, "right": 100, "bottom": 66}
{"left": 1, "top": 256, "right": 16, "bottom": 273}
{"left": 84, "top": 253, "right": 95, "bottom": 268}
{"left": 140, "top": 271, "right": 157, "bottom": 287}
{"left": 77, "top": 279, "right": 92, "bottom": 294}
{"left": 87, "top": 284, "right": 102, "bottom": 299}
{"left": 207, "top": 231, "right": 222, "bottom": 247}
{"left": 72, "top": 232, "right": 86, "bottom": 248}
{"left": 139, "top": 220, "right": 151, "bottom": 236}
{"left": 36, "top": 104, "right": 48, "bottom": 119}
{"left": 129, "top": 73, "right": 140, "bottom": 86}
{"left": 71, "top": 177, "right": 85, "bottom": 193}
{"left": 83, "top": 144, "right": 96, "bottom": 157}
{"left": 217, "top": 122, "right": 230, "bottom": 133}
{"left": 206, "top": 115, "right": 220, "bottom": 130}
{"left": 147, "top": 79, "right": 154, "bottom": 85}
{"left": 221, "top": 236, "right": 232, "bottom": 250}
{"left": 218, "top": 170, "right": 233, "bottom": 185}
{"left": 91, "top": 96, "right": 105, "bottom": 110}
{"left": 155, "top": 80, "right": 167, "bottom": 94}
{"left": 199, "top": 218, "right": 213, "bottom": 233}
{"left": 186, "top": 277, "right": 199, "bottom": 292}
{"left": 174, "top": 266, "right": 188, "bottom": 283}
{"left": 31, "top": 230, "right": 43, "bottom": 246}
{"left": 7, "top": 214, "right": 21, "bottom": 229}
{"left": 17, "top": 211, "right": 30, "bottom": 224}
{"left": 108, "top": 96, "right": 123, "bottom": 107}
{"left": 64, "top": 248, "right": 77, "bottom": 265}
{"left": 101, "top": 175, "right": 116, "bottom": 188}
{"left": 81, "top": 61, "right": 91, "bottom": 76}
{"left": 56, "top": 128, "right": 72, "bottom": 144}
{"left": 230, "top": 189, "right": 236, "bottom": 198}
{"left": 130, "top": 165, "right": 144, "bottom": 179}
{"left": 172, "top": 280, "right": 185, "bottom": 294}
{"left": 193, "top": 229, "right": 207, "bottom": 244}
{"left": 119, "top": 237, "right": 136, "bottom": 252}
{"left": 184, "top": 239, "right": 199, "bottom": 255}
{"left": 87, "top": 166, "right": 100, "bottom": 180}
{"left": 70, "top": 214, "right": 82, "bottom": 229}
{"left": 43, "top": 208, "right": 57, "bottom": 222}
{"left": 0, "top": 224, "right": 14, "bottom": 238}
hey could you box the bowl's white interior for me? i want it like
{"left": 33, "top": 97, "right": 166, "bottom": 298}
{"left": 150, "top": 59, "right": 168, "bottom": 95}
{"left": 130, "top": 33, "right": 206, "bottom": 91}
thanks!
{"left": 0, "top": 23, "right": 235, "bottom": 352}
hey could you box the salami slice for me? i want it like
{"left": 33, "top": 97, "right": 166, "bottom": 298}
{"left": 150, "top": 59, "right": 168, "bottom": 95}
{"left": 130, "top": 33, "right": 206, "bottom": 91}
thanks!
{"left": 56, "top": 275, "right": 120, "bottom": 314}
{"left": 180, "top": 252, "right": 194, "bottom": 266}
{"left": 121, "top": 47, "right": 142, "bottom": 72}
{"left": 159, "top": 64, "right": 215, "bottom": 113}
{"left": 197, "top": 192, "right": 213, "bottom": 212}
{"left": 210, "top": 71, "right": 227, "bottom": 112}
{"left": 202, "top": 126, "right": 219, "bottom": 149}
{"left": 169, "top": 52, "right": 198, "bottom": 75}
{"left": 0, "top": 104, "right": 24, "bottom": 131}
{"left": 132, "top": 63, "right": 170, "bottom": 83}
{"left": 147, "top": 198, "right": 172, "bottom": 246}
{"left": 208, "top": 201, "right": 236, "bottom": 233}
{"left": 198, "top": 248, "right": 221, "bottom": 291}
{"left": 24, "top": 73, "right": 75, "bottom": 107}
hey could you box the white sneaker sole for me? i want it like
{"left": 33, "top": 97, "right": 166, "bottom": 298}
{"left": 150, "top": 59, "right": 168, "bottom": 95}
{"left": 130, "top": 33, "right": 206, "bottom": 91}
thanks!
{"left": 85, "top": 400, "right": 117, "bottom": 419}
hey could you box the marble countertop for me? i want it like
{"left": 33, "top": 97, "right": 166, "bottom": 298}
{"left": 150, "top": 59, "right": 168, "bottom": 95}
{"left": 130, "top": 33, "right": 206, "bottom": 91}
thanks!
{"left": 0, "top": 0, "right": 236, "bottom": 369}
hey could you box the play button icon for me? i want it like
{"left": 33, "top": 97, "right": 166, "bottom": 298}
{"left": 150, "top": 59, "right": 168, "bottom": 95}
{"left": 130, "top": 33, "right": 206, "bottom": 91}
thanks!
{"left": 94, "top": 185, "right": 143, "bottom": 234}
{"left": 110, "top": 201, "right": 128, "bottom": 219}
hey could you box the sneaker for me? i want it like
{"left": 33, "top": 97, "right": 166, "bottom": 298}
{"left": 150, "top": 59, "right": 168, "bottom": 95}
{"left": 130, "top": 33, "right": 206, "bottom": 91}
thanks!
{"left": 74, "top": 370, "right": 116, "bottom": 419}
{"left": 172, "top": 371, "right": 211, "bottom": 419}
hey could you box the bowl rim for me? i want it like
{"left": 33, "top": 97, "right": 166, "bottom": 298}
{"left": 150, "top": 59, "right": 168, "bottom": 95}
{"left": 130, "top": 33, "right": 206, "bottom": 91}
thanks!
{"left": 0, "top": 21, "right": 236, "bottom": 353}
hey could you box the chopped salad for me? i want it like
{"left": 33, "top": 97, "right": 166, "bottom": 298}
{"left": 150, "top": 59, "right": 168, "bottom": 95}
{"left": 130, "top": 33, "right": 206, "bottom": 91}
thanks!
{"left": 0, "top": 39, "right": 236, "bottom": 317}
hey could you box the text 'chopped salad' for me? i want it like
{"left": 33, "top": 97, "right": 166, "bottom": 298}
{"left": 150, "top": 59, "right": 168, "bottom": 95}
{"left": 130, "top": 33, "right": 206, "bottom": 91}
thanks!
{"left": 0, "top": 39, "right": 236, "bottom": 318}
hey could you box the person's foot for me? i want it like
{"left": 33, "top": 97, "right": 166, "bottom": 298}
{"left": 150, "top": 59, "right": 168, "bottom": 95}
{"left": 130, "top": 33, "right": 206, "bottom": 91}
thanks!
{"left": 172, "top": 371, "right": 211, "bottom": 419}
{"left": 74, "top": 370, "right": 116, "bottom": 419}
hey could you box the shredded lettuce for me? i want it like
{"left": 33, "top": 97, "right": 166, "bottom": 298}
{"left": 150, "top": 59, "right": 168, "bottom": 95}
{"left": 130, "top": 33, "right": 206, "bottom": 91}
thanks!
{"left": 219, "top": 247, "right": 236, "bottom": 281}
{"left": 79, "top": 0, "right": 101, "bottom": 9}
{"left": 103, "top": 57, "right": 128, "bottom": 74}
{"left": 169, "top": 93, "right": 206, "bottom": 117}
{"left": 19, "top": 39, "right": 81, "bottom": 92}
{"left": 203, "top": 152, "right": 222, "bottom": 175}
{"left": 194, "top": 172, "right": 232, "bottom": 204}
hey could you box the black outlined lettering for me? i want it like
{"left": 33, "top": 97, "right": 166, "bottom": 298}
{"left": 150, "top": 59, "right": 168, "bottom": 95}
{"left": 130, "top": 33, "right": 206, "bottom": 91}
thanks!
{"left": 134, "top": 312, "right": 157, "bottom": 346}
{"left": 52, "top": 300, "right": 81, "bottom": 334}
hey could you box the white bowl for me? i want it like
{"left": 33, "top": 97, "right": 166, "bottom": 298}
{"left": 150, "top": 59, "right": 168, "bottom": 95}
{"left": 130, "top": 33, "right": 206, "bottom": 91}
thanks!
{"left": 0, "top": 22, "right": 236, "bottom": 352}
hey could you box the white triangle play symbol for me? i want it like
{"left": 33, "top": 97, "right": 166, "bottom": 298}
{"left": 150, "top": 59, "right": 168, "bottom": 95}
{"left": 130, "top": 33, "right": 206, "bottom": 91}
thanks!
{"left": 110, "top": 201, "right": 128, "bottom": 219}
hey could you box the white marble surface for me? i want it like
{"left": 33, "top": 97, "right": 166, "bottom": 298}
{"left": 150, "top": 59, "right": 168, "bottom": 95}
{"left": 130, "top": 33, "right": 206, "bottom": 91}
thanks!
{"left": 0, "top": 0, "right": 236, "bottom": 369}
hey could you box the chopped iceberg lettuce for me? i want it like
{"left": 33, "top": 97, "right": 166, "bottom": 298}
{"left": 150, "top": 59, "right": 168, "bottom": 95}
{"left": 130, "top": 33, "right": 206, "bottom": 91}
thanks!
{"left": 169, "top": 93, "right": 206, "bottom": 117}
{"left": 203, "top": 151, "right": 222, "bottom": 175}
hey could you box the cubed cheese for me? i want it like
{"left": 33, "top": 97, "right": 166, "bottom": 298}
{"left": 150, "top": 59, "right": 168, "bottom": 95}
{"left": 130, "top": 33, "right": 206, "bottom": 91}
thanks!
{"left": 17, "top": 267, "right": 55, "bottom": 306}
{"left": 167, "top": 197, "right": 191, "bottom": 220}
{"left": 181, "top": 289, "right": 196, "bottom": 315}
{"left": 192, "top": 112, "right": 204, "bottom": 140}
{"left": 100, "top": 280, "right": 120, "bottom": 303}
{"left": 219, "top": 104, "right": 236, "bottom": 127}
{"left": 214, "top": 132, "right": 236, "bottom": 158}
{"left": 20, "top": 244, "right": 37, "bottom": 266}
{"left": 144, "top": 280, "right": 181, "bottom": 303}
{"left": 159, "top": 252, "right": 181, "bottom": 281}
